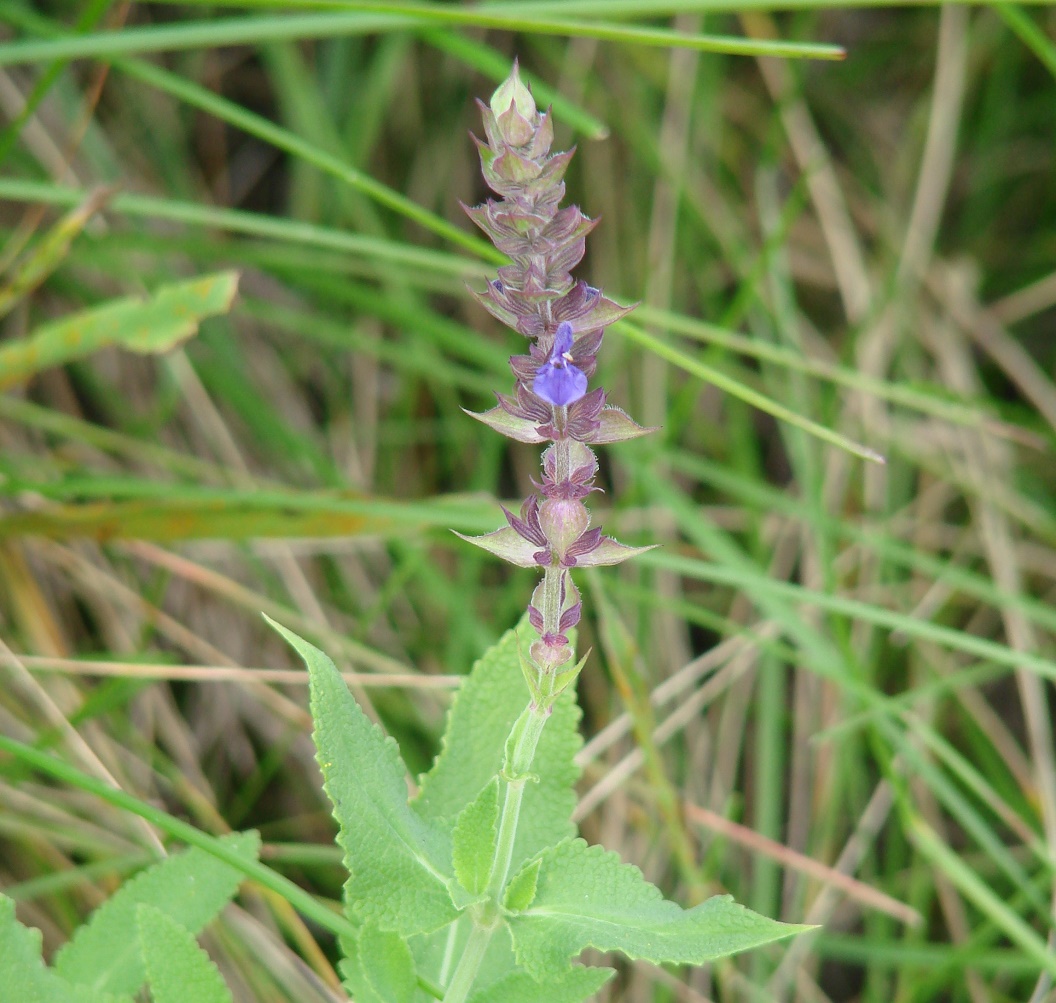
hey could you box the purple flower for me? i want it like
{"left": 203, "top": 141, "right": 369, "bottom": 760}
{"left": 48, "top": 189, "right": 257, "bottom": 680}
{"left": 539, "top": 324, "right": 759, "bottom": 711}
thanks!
{"left": 533, "top": 322, "right": 588, "bottom": 406}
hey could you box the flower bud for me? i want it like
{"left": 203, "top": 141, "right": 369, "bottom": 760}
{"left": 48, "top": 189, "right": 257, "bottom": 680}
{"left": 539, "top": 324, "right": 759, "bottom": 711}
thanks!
{"left": 530, "top": 637, "right": 572, "bottom": 674}
{"left": 539, "top": 497, "right": 589, "bottom": 559}
{"left": 489, "top": 61, "right": 538, "bottom": 137}
{"left": 485, "top": 62, "right": 536, "bottom": 126}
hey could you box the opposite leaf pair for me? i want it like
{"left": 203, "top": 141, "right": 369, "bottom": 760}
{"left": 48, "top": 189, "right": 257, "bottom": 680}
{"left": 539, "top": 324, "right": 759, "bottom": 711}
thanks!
{"left": 272, "top": 618, "right": 804, "bottom": 1002}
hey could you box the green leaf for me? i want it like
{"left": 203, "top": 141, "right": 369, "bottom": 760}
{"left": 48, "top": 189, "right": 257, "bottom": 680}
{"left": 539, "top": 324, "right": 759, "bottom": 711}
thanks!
{"left": 359, "top": 923, "right": 418, "bottom": 1003}
{"left": 414, "top": 621, "right": 580, "bottom": 872}
{"left": 0, "top": 894, "right": 133, "bottom": 1003}
{"left": 508, "top": 838, "right": 807, "bottom": 978}
{"left": 336, "top": 933, "right": 382, "bottom": 1003}
{"left": 0, "top": 271, "right": 238, "bottom": 390}
{"left": 53, "top": 830, "right": 259, "bottom": 996}
{"left": 453, "top": 777, "right": 500, "bottom": 897}
{"left": 267, "top": 616, "right": 459, "bottom": 936}
{"left": 136, "top": 905, "right": 233, "bottom": 1003}
{"left": 502, "top": 857, "right": 541, "bottom": 914}
{"left": 465, "top": 963, "right": 615, "bottom": 1003}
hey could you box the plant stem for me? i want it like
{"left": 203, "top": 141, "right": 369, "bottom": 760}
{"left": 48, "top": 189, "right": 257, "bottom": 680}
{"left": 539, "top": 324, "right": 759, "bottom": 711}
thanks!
{"left": 440, "top": 920, "right": 494, "bottom": 1003}
{"left": 489, "top": 702, "right": 548, "bottom": 896}
{"left": 441, "top": 699, "right": 550, "bottom": 1003}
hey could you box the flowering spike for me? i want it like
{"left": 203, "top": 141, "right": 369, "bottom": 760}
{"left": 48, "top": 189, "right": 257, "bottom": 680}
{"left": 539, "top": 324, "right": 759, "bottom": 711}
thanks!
{"left": 539, "top": 496, "right": 590, "bottom": 560}
{"left": 461, "top": 63, "right": 655, "bottom": 690}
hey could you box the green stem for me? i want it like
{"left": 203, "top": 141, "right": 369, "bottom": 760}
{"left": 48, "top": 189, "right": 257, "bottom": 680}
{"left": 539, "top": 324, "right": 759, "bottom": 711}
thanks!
{"left": 441, "top": 700, "right": 550, "bottom": 1003}
{"left": 441, "top": 921, "right": 495, "bottom": 1003}
{"left": 489, "top": 704, "right": 548, "bottom": 895}
{"left": 540, "top": 564, "right": 564, "bottom": 638}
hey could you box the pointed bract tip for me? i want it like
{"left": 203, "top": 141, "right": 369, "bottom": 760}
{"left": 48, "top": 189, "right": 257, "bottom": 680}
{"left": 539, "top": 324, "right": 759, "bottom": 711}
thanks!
{"left": 490, "top": 60, "right": 537, "bottom": 123}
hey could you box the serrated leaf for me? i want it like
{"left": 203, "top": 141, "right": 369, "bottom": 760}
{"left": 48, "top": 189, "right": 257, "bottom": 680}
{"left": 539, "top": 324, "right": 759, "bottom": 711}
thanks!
{"left": 53, "top": 830, "right": 258, "bottom": 996}
{"left": 503, "top": 857, "right": 541, "bottom": 913}
{"left": 0, "top": 271, "right": 239, "bottom": 390}
{"left": 0, "top": 894, "right": 133, "bottom": 1003}
{"left": 508, "top": 838, "right": 807, "bottom": 977}
{"left": 267, "top": 617, "right": 459, "bottom": 936}
{"left": 337, "top": 932, "right": 384, "bottom": 1003}
{"left": 137, "top": 905, "right": 232, "bottom": 1003}
{"left": 453, "top": 778, "right": 500, "bottom": 897}
{"left": 466, "top": 963, "right": 615, "bottom": 1003}
{"left": 413, "top": 619, "right": 580, "bottom": 873}
{"left": 358, "top": 922, "right": 417, "bottom": 1003}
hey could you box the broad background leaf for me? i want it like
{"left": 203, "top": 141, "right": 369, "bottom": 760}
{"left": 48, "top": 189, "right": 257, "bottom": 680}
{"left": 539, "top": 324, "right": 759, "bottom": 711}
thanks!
{"left": 336, "top": 933, "right": 382, "bottom": 1003}
{"left": 53, "top": 830, "right": 259, "bottom": 996}
{"left": 0, "top": 894, "right": 133, "bottom": 1003}
{"left": 452, "top": 776, "right": 499, "bottom": 897}
{"left": 465, "top": 965, "right": 615, "bottom": 1003}
{"left": 359, "top": 923, "right": 418, "bottom": 1003}
{"left": 137, "top": 904, "right": 233, "bottom": 1003}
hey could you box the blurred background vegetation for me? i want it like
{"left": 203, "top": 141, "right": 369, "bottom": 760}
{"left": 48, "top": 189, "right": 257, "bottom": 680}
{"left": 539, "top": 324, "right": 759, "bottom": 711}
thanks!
{"left": 1, "top": 2, "right": 1055, "bottom": 1001}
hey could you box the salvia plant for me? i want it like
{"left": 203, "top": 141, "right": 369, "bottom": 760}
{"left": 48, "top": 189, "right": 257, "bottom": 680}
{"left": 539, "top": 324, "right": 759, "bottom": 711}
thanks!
{"left": 0, "top": 64, "right": 803, "bottom": 1003}
{"left": 279, "top": 62, "right": 805, "bottom": 1002}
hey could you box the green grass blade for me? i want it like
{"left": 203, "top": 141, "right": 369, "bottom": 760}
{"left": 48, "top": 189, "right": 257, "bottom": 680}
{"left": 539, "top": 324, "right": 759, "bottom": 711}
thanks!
{"left": 0, "top": 178, "right": 485, "bottom": 279}
{"left": 0, "top": 188, "right": 110, "bottom": 318}
{"left": 991, "top": 5, "right": 1056, "bottom": 80}
{"left": 1, "top": 6, "right": 498, "bottom": 261}
{"left": 0, "top": 7, "right": 844, "bottom": 63}
{"left": 908, "top": 814, "right": 1056, "bottom": 979}
{"left": 645, "top": 546, "right": 1056, "bottom": 685}
{"left": 617, "top": 320, "right": 886, "bottom": 463}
